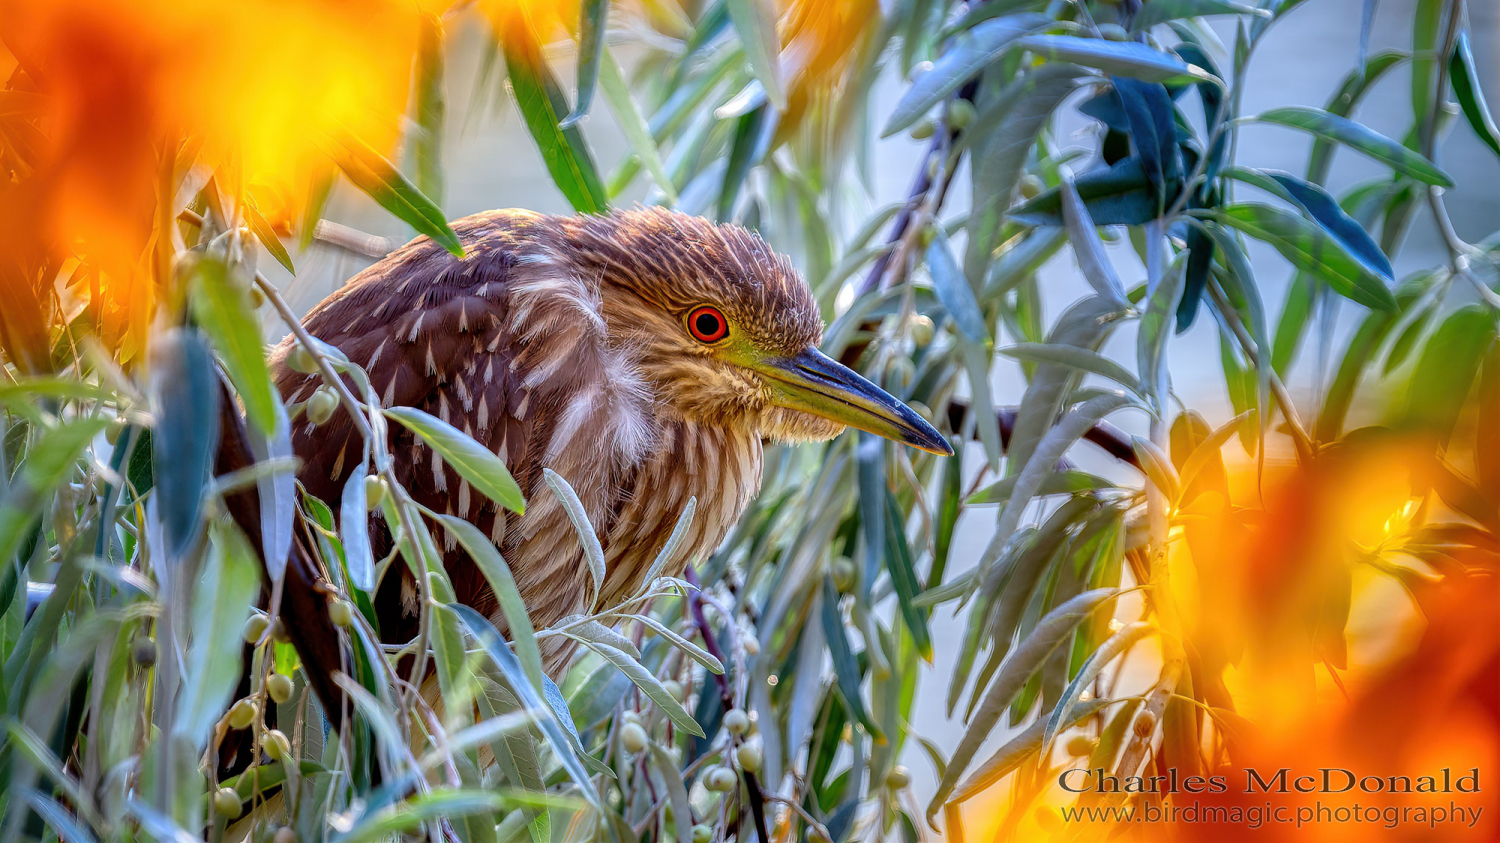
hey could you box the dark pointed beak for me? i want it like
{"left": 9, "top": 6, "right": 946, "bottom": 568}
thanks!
{"left": 756, "top": 347, "right": 954, "bottom": 456}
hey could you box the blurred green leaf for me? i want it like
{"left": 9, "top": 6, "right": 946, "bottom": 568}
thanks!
{"left": 329, "top": 133, "right": 463, "bottom": 256}
{"left": 1132, "top": 0, "right": 1268, "bottom": 30}
{"left": 925, "top": 229, "right": 988, "bottom": 342}
{"left": 1402, "top": 305, "right": 1496, "bottom": 443}
{"left": 725, "top": 0, "right": 785, "bottom": 109}
{"left": 1137, "top": 253, "right": 1187, "bottom": 409}
{"left": 175, "top": 523, "right": 258, "bottom": 745}
{"left": 966, "top": 469, "right": 1113, "bottom": 505}
{"left": 243, "top": 200, "right": 295, "bottom": 275}
{"left": 1000, "top": 343, "right": 1143, "bottom": 398}
{"left": 188, "top": 258, "right": 278, "bottom": 434}
{"left": 412, "top": 11, "right": 447, "bottom": 207}
{"left": 385, "top": 407, "right": 524, "bottom": 513}
{"left": 149, "top": 328, "right": 221, "bottom": 560}
{"left": 598, "top": 47, "right": 678, "bottom": 202}
{"left": 821, "top": 578, "right": 880, "bottom": 740}
{"left": 1308, "top": 50, "right": 1407, "bottom": 182}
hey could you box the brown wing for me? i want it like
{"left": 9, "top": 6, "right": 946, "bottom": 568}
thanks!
{"left": 274, "top": 210, "right": 655, "bottom": 662}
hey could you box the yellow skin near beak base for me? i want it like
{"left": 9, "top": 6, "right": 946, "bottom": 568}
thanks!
{"left": 753, "top": 347, "right": 954, "bottom": 456}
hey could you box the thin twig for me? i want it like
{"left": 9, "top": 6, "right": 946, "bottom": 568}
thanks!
{"left": 684, "top": 566, "right": 770, "bottom": 843}
{"left": 1206, "top": 281, "right": 1315, "bottom": 461}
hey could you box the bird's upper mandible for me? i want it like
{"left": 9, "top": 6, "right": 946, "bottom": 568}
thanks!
{"left": 272, "top": 207, "right": 950, "bottom": 670}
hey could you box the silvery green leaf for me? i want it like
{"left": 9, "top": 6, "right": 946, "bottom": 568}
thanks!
{"left": 542, "top": 468, "right": 605, "bottom": 609}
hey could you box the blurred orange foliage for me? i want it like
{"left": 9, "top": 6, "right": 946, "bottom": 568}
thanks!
{"left": 0, "top": 0, "right": 427, "bottom": 366}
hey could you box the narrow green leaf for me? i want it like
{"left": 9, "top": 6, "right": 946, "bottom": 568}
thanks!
{"left": 341, "top": 465, "right": 375, "bottom": 592}
{"left": 562, "top": 0, "right": 609, "bottom": 128}
{"left": 999, "top": 343, "right": 1143, "bottom": 397}
{"left": 629, "top": 613, "right": 723, "bottom": 673}
{"left": 1017, "top": 35, "right": 1215, "bottom": 83}
{"left": 965, "top": 469, "right": 1113, "bottom": 505}
{"left": 926, "top": 229, "right": 988, "bottom": 342}
{"left": 820, "top": 578, "right": 881, "bottom": 740}
{"left": 1132, "top": 0, "right": 1269, "bottom": 30}
{"left": 929, "top": 588, "right": 1119, "bottom": 818}
{"left": 451, "top": 603, "right": 601, "bottom": 801}
{"left": 1209, "top": 204, "right": 1396, "bottom": 311}
{"left": 1137, "top": 252, "right": 1188, "bottom": 409}
{"left": 1130, "top": 436, "right": 1181, "bottom": 502}
{"left": 412, "top": 11, "right": 447, "bottom": 207}
{"left": 1059, "top": 173, "right": 1129, "bottom": 306}
{"left": 726, "top": 0, "right": 785, "bottom": 109}
{"left": 598, "top": 47, "right": 677, "bottom": 201}
{"left": 1253, "top": 106, "right": 1455, "bottom": 187}
{"left": 243, "top": 200, "right": 295, "bottom": 275}
{"left": 503, "top": 21, "right": 608, "bottom": 214}
{"left": 978, "top": 393, "right": 1136, "bottom": 578}
{"left": 884, "top": 491, "right": 933, "bottom": 662}
{"left": 966, "top": 65, "right": 1082, "bottom": 280}
{"left": 329, "top": 133, "right": 462, "bottom": 256}
{"left": 1451, "top": 32, "right": 1500, "bottom": 160}
{"left": 583, "top": 639, "right": 704, "bottom": 737}
{"left": 881, "top": 13, "right": 1050, "bottom": 136}
{"left": 1308, "top": 50, "right": 1407, "bottom": 182}
{"left": 649, "top": 742, "right": 694, "bottom": 843}
{"left": 385, "top": 407, "right": 524, "bottom": 513}
{"left": 542, "top": 468, "right": 605, "bottom": 609}
{"left": 189, "top": 258, "right": 277, "bottom": 434}
{"left": 438, "top": 514, "right": 545, "bottom": 695}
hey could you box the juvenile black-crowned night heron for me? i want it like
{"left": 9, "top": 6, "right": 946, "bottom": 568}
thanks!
{"left": 273, "top": 207, "right": 950, "bottom": 677}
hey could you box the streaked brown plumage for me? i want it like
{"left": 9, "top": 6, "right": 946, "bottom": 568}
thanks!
{"left": 272, "top": 207, "right": 948, "bottom": 673}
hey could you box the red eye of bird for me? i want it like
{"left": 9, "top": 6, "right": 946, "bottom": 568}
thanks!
{"left": 686, "top": 305, "right": 729, "bottom": 343}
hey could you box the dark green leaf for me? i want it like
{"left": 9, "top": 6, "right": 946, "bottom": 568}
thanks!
{"left": 562, "top": 0, "right": 608, "bottom": 128}
{"left": 884, "top": 491, "right": 932, "bottom": 661}
{"left": 726, "top": 0, "right": 785, "bottom": 109}
{"left": 149, "top": 328, "right": 221, "bottom": 559}
{"left": 503, "top": 22, "right": 608, "bottom": 214}
{"left": 820, "top": 578, "right": 880, "bottom": 739}
{"left": 1450, "top": 31, "right": 1500, "bottom": 160}
{"left": 1009, "top": 156, "right": 1162, "bottom": 226}
{"left": 1209, "top": 204, "right": 1396, "bottom": 311}
{"left": 330, "top": 133, "right": 462, "bottom": 255}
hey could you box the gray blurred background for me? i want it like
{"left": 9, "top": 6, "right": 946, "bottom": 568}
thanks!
{"left": 263, "top": 0, "right": 1500, "bottom": 821}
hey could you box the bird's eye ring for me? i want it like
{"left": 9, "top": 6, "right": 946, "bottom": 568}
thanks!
{"left": 686, "top": 305, "right": 729, "bottom": 344}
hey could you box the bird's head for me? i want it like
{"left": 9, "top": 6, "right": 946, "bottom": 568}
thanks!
{"left": 565, "top": 208, "right": 952, "bottom": 456}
